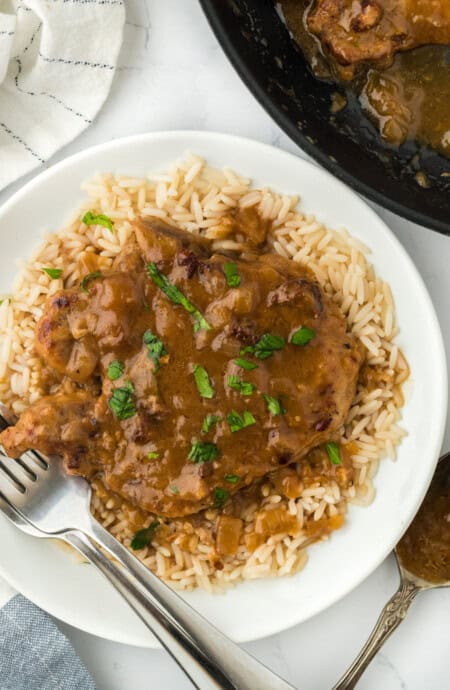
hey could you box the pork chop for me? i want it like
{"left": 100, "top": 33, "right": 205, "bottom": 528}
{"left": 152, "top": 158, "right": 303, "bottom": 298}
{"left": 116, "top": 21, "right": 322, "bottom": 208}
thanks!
{"left": 0, "top": 219, "right": 363, "bottom": 517}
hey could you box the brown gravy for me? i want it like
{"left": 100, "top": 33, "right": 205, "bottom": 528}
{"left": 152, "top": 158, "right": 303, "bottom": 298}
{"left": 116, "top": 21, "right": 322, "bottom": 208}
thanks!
{"left": 397, "top": 458, "right": 450, "bottom": 583}
{"left": 92, "top": 444, "right": 353, "bottom": 557}
{"left": 361, "top": 46, "right": 450, "bottom": 156}
{"left": 0, "top": 216, "right": 362, "bottom": 520}
{"left": 279, "top": 0, "right": 450, "bottom": 157}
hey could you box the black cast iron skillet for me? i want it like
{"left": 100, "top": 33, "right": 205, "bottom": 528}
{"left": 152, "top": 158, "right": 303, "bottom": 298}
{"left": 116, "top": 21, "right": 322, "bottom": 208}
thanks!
{"left": 200, "top": 0, "right": 450, "bottom": 235}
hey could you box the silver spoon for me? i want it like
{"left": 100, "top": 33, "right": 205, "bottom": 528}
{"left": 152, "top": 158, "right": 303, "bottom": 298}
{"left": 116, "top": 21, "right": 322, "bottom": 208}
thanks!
{"left": 333, "top": 451, "right": 450, "bottom": 689}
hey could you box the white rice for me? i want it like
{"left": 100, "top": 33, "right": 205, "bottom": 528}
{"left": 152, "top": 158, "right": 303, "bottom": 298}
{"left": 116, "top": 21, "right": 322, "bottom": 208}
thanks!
{"left": 0, "top": 152, "right": 407, "bottom": 591}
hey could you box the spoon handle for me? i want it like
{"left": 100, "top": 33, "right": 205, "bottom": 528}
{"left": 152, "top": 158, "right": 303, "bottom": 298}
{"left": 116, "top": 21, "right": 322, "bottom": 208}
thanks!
{"left": 332, "top": 578, "right": 420, "bottom": 689}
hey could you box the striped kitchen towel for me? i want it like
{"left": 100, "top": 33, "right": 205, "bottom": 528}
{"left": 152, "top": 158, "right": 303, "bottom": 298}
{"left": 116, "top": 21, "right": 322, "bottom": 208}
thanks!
{"left": 0, "top": 0, "right": 125, "bottom": 191}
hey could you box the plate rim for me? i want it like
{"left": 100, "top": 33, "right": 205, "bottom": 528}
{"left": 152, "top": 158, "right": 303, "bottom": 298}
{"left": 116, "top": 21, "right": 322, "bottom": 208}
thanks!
{"left": 0, "top": 129, "right": 447, "bottom": 647}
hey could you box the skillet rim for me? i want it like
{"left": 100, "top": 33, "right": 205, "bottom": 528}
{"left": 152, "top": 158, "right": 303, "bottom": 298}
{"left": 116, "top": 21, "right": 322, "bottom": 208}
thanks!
{"left": 199, "top": 0, "right": 450, "bottom": 236}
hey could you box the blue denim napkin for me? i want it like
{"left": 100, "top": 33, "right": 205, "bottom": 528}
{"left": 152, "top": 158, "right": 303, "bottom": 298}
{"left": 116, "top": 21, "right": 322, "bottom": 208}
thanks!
{"left": 0, "top": 594, "right": 97, "bottom": 690}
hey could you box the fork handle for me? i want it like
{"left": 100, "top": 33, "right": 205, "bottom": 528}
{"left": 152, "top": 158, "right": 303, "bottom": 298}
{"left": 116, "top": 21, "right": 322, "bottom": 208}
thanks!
{"left": 65, "top": 526, "right": 294, "bottom": 690}
{"left": 65, "top": 530, "right": 228, "bottom": 689}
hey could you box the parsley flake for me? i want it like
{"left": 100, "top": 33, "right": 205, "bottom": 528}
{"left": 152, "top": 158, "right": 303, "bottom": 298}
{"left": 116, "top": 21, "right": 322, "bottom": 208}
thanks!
{"left": 213, "top": 487, "right": 230, "bottom": 508}
{"left": 82, "top": 211, "right": 114, "bottom": 233}
{"left": 291, "top": 326, "right": 316, "bottom": 346}
{"left": 130, "top": 520, "right": 160, "bottom": 550}
{"left": 239, "top": 346, "right": 255, "bottom": 356}
{"left": 147, "top": 262, "right": 210, "bottom": 332}
{"left": 225, "top": 474, "right": 240, "bottom": 484}
{"left": 227, "top": 375, "right": 255, "bottom": 396}
{"left": 188, "top": 440, "right": 220, "bottom": 463}
{"left": 227, "top": 409, "right": 256, "bottom": 433}
{"left": 254, "top": 333, "right": 285, "bottom": 359}
{"left": 107, "top": 360, "right": 124, "bottom": 381}
{"left": 263, "top": 394, "right": 286, "bottom": 416}
{"left": 326, "top": 442, "right": 342, "bottom": 465}
{"left": 80, "top": 271, "right": 103, "bottom": 293}
{"left": 224, "top": 262, "right": 241, "bottom": 287}
{"left": 143, "top": 330, "right": 167, "bottom": 372}
{"left": 42, "top": 267, "right": 62, "bottom": 280}
{"left": 147, "top": 451, "right": 160, "bottom": 460}
{"left": 193, "top": 365, "right": 215, "bottom": 399}
{"left": 108, "top": 381, "right": 136, "bottom": 420}
{"left": 202, "top": 414, "right": 220, "bottom": 434}
{"left": 242, "top": 333, "right": 285, "bottom": 360}
{"left": 234, "top": 357, "right": 258, "bottom": 371}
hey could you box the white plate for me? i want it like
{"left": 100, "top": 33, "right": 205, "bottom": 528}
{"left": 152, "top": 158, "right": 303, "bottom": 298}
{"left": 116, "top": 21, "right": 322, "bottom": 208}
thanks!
{"left": 0, "top": 132, "right": 446, "bottom": 647}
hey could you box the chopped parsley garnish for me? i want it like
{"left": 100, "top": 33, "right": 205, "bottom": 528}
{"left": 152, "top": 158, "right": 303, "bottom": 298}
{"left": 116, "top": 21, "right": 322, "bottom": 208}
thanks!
{"left": 225, "top": 474, "right": 240, "bottom": 484}
{"left": 108, "top": 381, "right": 136, "bottom": 420}
{"left": 107, "top": 360, "right": 124, "bottom": 381}
{"left": 42, "top": 267, "right": 62, "bottom": 280}
{"left": 227, "top": 410, "right": 256, "bottom": 433}
{"left": 242, "top": 333, "right": 285, "bottom": 360}
{"left": 170, "top": 485, "right": 179, "bottom": 494}
{"left": 227, "top": 375, "right": 255, "bottom": 396}
{"left": 147, "top": 451, "right": 160, "bottom": 460}
{"left": 291, "top": 326, "right": 316, "bottom": 346}
{"left": 213, "top": 487, "right": 230, "bottom": 508}
{"left": 82, "top": 211, "right": 114, "bottom": 233}
{"left": 224, "top": 262, "right": 241, "bottom": 287}
{"left": 130, "top": 520, "right": 160, "bottom": 550}
{"left": 263, "top": 394, "right": 286, "bottom": 416}
{"left": 202, "top": 414, "right": 220, "bottom": 434}
{"left": 80, "top": 271, "right": 103, "bottom": 293}
{"left": 234, "top": 357, "right": 258, "bottom": 371}
{"left": 147, "top": 262, "right": 210, "bottom": 332}
{"left": 255, "top": 333, "right": 285, "bottom": 359}
{"left": 188, "top": 440, "right": 220, "bottom": 463}
{"left": 326, "top": 442, "right": 342, "bottom": 465}
{"left": 143, "top": 330, "right": 167, "bottom": 372}
{"left": 0, "top": 298, "right": 11, "bottom": 306}
{"left": 193, "top": 365, "right": 215, "bottom": 399}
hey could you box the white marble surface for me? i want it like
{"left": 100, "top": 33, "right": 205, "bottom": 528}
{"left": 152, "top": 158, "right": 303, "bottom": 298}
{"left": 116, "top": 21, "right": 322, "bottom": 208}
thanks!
{"left": 1, "top": 1, "right": 449, "bottom": 689}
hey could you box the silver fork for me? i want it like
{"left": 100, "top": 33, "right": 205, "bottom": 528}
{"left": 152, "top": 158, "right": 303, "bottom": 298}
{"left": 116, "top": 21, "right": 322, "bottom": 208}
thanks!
{"left": 0, "top": 410, "right": 295, "bottom": 690}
